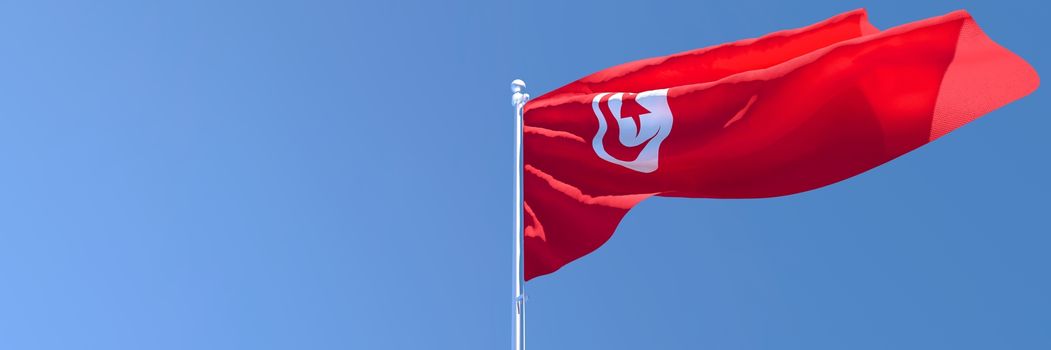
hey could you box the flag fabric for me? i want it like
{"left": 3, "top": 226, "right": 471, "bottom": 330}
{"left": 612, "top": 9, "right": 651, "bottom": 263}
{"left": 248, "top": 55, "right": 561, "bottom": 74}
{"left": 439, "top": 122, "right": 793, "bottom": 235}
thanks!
{"left": 522, "top": 9, "right": 1038, "bottom": 281}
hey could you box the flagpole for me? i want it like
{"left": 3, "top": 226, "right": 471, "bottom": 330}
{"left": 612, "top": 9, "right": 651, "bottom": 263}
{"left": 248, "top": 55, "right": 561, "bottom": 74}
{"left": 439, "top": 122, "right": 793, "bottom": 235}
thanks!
{"left": 511, "top": 79, "right": 529, "bottom": 350}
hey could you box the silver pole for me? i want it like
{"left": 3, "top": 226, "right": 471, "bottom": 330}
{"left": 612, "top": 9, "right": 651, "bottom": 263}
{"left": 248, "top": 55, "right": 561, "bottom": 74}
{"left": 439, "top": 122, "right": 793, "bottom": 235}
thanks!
{"left": 511, "top": 79, "right": 529, "bottom": 350}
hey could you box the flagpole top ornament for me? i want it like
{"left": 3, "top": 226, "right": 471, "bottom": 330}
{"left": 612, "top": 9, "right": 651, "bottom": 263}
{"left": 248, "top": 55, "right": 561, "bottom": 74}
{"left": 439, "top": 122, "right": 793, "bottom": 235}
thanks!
{"left": 511, "top": 79, "right": 529, "bottom": 108}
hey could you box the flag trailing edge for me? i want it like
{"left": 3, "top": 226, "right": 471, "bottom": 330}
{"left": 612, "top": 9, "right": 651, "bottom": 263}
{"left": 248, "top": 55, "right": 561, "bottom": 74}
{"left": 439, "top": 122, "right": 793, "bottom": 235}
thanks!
{"left": 522, "top": 9, "right": 1039, "bottom": 281}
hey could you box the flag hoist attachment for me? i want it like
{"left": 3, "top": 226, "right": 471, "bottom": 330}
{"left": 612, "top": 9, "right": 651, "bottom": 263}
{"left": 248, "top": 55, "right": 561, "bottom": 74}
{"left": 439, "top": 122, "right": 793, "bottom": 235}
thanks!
{"left": 511, "top": 79, "right": 529, "bottom": 350}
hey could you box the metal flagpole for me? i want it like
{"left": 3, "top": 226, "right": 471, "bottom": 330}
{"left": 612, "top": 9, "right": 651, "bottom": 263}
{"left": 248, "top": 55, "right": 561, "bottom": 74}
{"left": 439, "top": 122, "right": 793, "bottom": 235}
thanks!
{"left": 511, "top": 79, "right": 529, "bottom": 350}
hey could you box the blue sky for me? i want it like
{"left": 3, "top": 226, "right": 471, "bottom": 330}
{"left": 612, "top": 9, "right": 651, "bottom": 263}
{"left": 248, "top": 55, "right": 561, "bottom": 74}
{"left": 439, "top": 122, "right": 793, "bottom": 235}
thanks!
{"left": 0, "top": 0, "right": 1047, "bottom": 349}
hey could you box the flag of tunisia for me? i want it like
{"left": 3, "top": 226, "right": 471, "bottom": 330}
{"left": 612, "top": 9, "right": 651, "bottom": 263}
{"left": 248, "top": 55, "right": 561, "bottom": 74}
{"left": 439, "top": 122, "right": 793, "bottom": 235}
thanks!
{"left": 522, "top": 9, "right": 1038, "bottom": 280}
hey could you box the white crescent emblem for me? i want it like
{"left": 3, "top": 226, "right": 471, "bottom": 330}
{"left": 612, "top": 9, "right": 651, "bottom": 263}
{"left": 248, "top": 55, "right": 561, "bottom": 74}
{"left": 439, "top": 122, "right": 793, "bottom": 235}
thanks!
{"left": 591, "top": 89, "right": 673, "bottom": 173}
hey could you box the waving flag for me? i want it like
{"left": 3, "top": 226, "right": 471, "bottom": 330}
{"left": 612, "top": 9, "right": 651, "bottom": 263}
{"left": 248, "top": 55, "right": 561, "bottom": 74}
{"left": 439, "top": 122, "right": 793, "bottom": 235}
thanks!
{"left": 522, "top": 9, "right": 1038, "bottom": 280}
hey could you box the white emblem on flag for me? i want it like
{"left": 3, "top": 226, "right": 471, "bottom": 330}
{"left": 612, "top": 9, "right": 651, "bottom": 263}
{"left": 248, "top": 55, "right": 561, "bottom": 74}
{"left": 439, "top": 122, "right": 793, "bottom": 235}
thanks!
{"left": 591, "top": 89, "right": 673, "bottom": 173}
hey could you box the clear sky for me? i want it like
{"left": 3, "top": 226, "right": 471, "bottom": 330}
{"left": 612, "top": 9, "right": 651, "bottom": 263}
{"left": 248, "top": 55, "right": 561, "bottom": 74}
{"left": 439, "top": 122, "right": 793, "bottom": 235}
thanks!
{"left": 0, "top": 0, "right": 1047, "bottom": 349}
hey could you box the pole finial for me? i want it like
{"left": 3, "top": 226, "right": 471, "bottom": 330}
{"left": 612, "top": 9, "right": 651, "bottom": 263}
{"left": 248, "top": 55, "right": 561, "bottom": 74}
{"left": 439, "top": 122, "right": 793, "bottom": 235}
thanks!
{"left": 511, "top": 79, "right": 526, "bottom": 93}
{"left": 511, "top": 79, "right": 529, "bottom": 108}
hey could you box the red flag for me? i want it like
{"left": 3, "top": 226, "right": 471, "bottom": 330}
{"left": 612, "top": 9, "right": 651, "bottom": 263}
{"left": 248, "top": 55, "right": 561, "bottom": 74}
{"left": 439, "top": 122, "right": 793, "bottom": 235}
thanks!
{"left": 522, "top": 9, "right": 1038, "bottom": 280}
